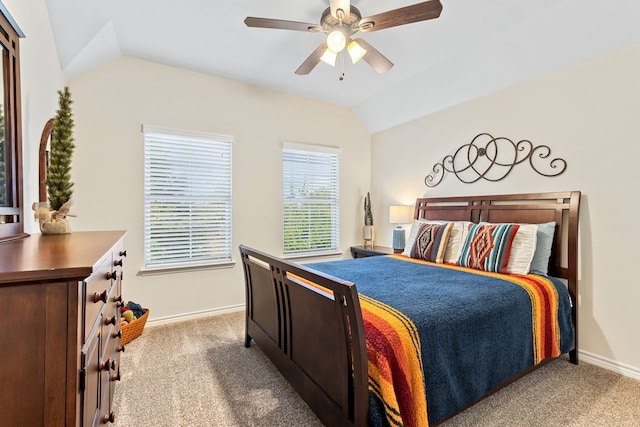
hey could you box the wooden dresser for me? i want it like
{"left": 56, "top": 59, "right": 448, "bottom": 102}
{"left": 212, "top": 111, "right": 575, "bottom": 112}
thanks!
{"left": 0, "top": 231, "right": 127, "bottom": 426}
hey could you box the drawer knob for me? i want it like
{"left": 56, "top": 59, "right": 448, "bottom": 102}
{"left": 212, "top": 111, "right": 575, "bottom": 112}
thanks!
{"left": 102, "top": 412, "right": 116, "bottom": 423}
{"left": 93, "top": 290, "right": 108, "bottom": 304}
{"left": 114, "top": 259, "right": 124, "bottom": 267}
{"left": 119, "top": 250, "right": 127, "bottom": 257}
{"left": 106, "top": 271, "right": 117, "bottom": 280}
{"left": 112, "top": 330, "right": 122, "bottom": 339}
{"left": 101, "top": 358, "right": 116, "bottom": 371}
{"left": 110, "top": 371, "right": 121, "bottom": 382}
{"left": 105, "top": 316, "right": 117, "bottom": 326}
{"left": 117, "top": 345, "right": 125, "bottom": 353}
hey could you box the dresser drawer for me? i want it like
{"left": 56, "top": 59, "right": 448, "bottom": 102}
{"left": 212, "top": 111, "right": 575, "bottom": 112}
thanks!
{"left": 82, "top": 322, "right": 102, "bottom": 427}
{"left": 84, "top": 254, "right": 114, "bottom": 341}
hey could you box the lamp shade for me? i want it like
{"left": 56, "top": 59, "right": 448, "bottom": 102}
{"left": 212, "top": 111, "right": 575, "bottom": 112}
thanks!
{"left": 320, "top": 48, "right": 337, "bottom": 66}
{"left": 347, "top": 39, "right": 367, "bottom": 64}
{"left": 389, "top": 205, "right": 414, "bottom": 224}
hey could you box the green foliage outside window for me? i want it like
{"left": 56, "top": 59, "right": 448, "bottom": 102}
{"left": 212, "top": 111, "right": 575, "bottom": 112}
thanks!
{"left": 283, "top": 186, "right": 335, "bottom": 252}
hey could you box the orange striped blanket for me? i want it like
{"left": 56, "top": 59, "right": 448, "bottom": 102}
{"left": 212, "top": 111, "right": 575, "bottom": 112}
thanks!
{"left": 361, "top": 294, "right": 428, "bottom": 427}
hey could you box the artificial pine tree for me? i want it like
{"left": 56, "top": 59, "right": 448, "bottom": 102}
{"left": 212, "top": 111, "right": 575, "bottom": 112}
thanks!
{"left": 46, "top": 86, "right": 75, "bottom": 211}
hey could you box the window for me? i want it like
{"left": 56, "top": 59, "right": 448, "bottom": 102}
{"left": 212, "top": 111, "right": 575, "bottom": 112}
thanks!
{"left": 143, "top": 125, "right": 232, "bottom": 270}
{"left": 282, "top": 142, "right": 339, "bottom": 257}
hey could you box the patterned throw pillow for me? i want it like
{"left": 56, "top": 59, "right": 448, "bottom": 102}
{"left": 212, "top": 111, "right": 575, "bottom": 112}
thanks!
{"left": 479, "top": 221, "right": 538, "bottom": 275}
{"left": 457, "top": 223, "right": 520, "bottom": 273}
{"left": 410, "top": 222, "right": 454, "bottom": 263}
{"left": 403, "top": 220, "right": 471, "bottom": 263}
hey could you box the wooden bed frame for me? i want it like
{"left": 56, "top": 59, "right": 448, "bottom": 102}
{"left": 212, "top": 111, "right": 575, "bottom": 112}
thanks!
{"left": 239, "top": 191, "right": 581, "bottom": 426}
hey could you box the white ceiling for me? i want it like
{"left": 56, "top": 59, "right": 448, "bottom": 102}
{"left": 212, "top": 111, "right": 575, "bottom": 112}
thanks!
{"left": 45, "top": 0, "right": 640, "bottom": 133}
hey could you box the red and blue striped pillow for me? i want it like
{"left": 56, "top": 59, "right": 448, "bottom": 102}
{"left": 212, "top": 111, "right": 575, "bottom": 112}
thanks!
{"left": 457, "top": 223, "right": 520, "bottom": 273}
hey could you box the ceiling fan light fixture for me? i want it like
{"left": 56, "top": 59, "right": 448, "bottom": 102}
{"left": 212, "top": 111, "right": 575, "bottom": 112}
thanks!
{"left": 245, "top": 0, "right": 443, "bottom": 75}
{"left": 326, "top": 28, "right": 347, "bottom": 52}
{"left": 347, "top": 40, "right": 367, "bottom": 64}
{"left": 320, "top": 48, "right": 337, "bottom": 66}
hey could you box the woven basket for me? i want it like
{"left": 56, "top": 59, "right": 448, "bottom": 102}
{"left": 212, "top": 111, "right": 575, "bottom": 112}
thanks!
{"left": 121, "top": 308, "right": 149, "bottom": 345}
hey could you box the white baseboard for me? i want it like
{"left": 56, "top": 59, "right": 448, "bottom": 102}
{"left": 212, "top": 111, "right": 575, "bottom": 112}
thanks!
{"left": 145, "top": 304, "right": 245, "bottom": 328}
{"left": 579, "top": 350, "right": 640, "bottom": 381}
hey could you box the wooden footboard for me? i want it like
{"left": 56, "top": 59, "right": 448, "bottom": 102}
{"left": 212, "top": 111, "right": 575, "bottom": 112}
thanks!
{"left": 239, "top": 245, "right": 369, "bottom": 426}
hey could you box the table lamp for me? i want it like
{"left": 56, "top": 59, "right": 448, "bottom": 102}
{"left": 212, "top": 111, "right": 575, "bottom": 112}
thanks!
{"left": 389, "top": 205, "right": 414, "bottom": 253}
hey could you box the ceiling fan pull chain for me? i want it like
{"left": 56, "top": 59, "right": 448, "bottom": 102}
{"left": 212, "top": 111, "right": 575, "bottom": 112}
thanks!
{"left": 339, "top": 51, "right": 345, "bottom": 81}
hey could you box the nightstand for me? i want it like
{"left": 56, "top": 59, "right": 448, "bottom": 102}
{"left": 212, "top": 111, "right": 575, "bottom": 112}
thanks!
{"left": 350, "top": 245, "right": 398, "bottom": 258}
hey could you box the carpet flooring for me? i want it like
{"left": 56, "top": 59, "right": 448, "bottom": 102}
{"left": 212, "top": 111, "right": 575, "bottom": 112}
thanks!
{"left": 113, "top": 310, "right": 640, "bottom": 426}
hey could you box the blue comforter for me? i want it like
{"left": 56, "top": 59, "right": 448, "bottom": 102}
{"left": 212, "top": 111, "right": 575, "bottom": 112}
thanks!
{"left": 306, "top": 255, "right": 574, "bottom": 425}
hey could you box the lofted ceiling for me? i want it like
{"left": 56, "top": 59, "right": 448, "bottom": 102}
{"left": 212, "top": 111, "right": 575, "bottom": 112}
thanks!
{"left": 45, "top": 0, "right": 640, "bottom": 133}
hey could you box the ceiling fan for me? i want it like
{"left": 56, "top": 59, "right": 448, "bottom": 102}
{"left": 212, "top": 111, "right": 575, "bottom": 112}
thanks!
{"left": 244, "top": 0, "right": 443, "bottom": 75}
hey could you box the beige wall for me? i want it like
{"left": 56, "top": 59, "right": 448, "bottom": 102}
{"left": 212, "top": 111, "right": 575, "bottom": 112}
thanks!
{"left": 67, "top": 56, "right": 371, "bottom": 323}
{"left": 372, "top": 42, "right": 640, "bottom": 377}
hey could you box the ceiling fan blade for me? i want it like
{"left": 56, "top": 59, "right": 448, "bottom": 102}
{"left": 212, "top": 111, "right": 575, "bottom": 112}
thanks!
{"left": 358, "top": 0, "right": 442, "bottom": 33}
{"left": 353, "top": 38, "right": 393, "bottom": 73}
{"left": 330, "top": 0, "right": 351, "bottom": 20}
{"left": 244, "top": 17, "right": 322, "bottom": 32}
{"left": 295, "top": 43, "right": 328, "bottom": 75}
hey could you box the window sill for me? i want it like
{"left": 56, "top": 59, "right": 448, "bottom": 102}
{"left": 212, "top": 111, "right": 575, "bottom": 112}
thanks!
{"left": 283, "top": 250, "right": 343, "bottom": 261}
{"left": 139, "top": 260, "right": 236, "bottom": 276}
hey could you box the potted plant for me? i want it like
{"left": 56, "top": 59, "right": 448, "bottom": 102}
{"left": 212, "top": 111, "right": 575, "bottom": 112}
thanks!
{"left": 363, "top": 192, "right": 375, "bottom": 247}
{"left": 41, "top": 86, "right": 75, "bottom": 234}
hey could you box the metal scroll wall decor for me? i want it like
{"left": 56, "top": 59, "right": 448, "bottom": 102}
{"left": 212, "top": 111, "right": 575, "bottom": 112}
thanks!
{"left": 424, "top": 133, "right": 567, "bottom": 187}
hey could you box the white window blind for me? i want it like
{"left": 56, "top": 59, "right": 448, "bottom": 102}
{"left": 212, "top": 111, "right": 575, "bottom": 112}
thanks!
{"left": 143, "top": 125, "right": 232, "bottom": 268}
{"left": 282, "top": 142, "right": 340, "bottom": 256}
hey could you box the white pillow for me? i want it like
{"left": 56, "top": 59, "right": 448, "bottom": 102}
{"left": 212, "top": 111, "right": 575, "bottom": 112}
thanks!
{"left": 403, "top": 219, "right": 472, "bottom": 263}
{"left": 480, "top": 222, "right": 538, "bottom": 275}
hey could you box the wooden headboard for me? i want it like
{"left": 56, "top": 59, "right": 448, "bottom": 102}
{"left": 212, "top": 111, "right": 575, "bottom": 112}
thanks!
{"left": 414, "top": 191, "right": 581, "bottom": 362}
